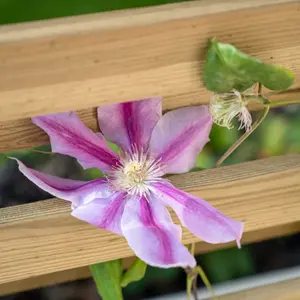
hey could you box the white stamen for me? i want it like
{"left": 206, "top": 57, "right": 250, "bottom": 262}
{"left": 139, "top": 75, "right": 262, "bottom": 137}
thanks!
{"left": 209, "top": 88, "right": 253, "bottom": 132}
{"left": 109, "top": 148, "right": 164, "bottom": 196}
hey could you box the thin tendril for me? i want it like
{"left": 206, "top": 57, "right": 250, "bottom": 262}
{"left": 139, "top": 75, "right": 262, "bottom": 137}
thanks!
{"left": 31, "top": 149, "right": 55, "bottom": 155}
{"left": 215, "top": 105, "right": 270, "bottom": 168}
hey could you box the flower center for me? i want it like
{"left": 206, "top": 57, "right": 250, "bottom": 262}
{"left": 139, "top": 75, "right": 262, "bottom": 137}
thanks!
{"left": 123, "top": 161, "right": 146, "bottom": 185}
{"left": 110, "top": 151, "right": 163, "bottom": 196}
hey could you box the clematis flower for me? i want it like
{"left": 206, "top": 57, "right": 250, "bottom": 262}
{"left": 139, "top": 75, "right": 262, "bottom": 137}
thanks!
{"left": 14, "top": 97, "right": 243, "bottom": 268}
{"left": 210, "top": 88, "right": 253, "bottom": 132}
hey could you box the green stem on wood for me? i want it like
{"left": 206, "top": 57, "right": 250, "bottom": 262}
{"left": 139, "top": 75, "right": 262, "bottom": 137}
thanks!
{"left": 267, "top": 99, "right": 300, "bottom": 107}
{"left": 215, "top": 105, "right": 270, "bottom": 168}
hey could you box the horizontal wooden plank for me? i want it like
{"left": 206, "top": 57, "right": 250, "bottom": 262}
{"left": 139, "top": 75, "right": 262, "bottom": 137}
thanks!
{"left": 1, "top": 88, "right": 300, "bottom": 153}
{"left": 220, "top": 277, "right": 300, "bottom": 300}
{"left": 0, "top": 257, "right": 132, "bottom": 296}
{"left": 0, "top": 0, "right": 292, "bottom": 42}
{"left": 0, "top": 154, "right": 300, "bottom": 285}
{"left": 0, "top": 0, "right": 299, "bottom": 124}
{"left": 0, "top": 267, "right": 92, "bottom": 296}
{"left": 1, "top": 223, "right": 299, "bottom": 296}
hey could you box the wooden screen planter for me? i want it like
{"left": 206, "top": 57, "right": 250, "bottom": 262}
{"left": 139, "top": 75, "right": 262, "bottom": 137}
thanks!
{"left": 0, "top": 0, "right": 300, "bottom": 297}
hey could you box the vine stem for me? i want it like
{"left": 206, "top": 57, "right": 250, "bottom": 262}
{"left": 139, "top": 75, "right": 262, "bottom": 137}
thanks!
{"left": 215, "top": 105, "right": 270, "bottom": 168}
{"left": 186, "top": 243, "right": 196, "bottom": 300}
{"left": 190, "top": 243, "right": 196, "bottom": 256}
{"left": 31, "top": 149, "right": 55, "bottom": 155}
{"left": 268, "top": 99, "right": 300, "bottom": 107}
{"left": 192, "top": 276, "right": 199, "bottom": 300}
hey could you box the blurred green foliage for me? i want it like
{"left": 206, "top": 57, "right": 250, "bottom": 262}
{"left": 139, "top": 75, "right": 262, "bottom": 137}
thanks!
{"left": 123, "top": 266, "right": 180, "bottom": 296}
{"left": 0, "top": 145, "right": 51, "bottom": 167}
{"left": 200, "top": 247, "right": 255, "bottom": 282}
{"left": 0, "top": 0, "right": 189, "bottom": 25}
{"left": 197, "top": 109, "right": 300, "bottom": 169}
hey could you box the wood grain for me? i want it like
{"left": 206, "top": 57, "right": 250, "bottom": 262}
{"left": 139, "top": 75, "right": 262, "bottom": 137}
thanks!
{"left": 0, "top": 0, "right": 299, "bottom": 124}
{"left": 1, "top": 88, "right": 300, "bottom": 153}
{"left": 0, "top": 154, "right": 300, "bottom": 285}
{"left": 1, "top": 223, "right": 299, "bottom": 296}
{"left": 220, "top": 277, "right": 300, "bottom": 300}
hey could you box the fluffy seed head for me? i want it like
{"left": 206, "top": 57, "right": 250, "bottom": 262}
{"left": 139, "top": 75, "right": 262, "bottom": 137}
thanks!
{"left": 209, "top": 88, "right": 253, "bottom": 132}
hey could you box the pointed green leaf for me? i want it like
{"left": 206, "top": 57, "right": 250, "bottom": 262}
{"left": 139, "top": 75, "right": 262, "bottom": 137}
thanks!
{"left": 204, "top": 39, "right": 294, "bottom": 93}
{"left": 204, "top": 39, "right": 254, "bottom": 93}
{"left": 121, "top": 258, "right": 147, "bottom": 287}
{"left": 90, "top": 260, "right": 123, "bottom": 300}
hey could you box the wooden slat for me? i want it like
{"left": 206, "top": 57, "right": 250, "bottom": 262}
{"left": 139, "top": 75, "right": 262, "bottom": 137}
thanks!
{"left": 0, "top": 0, "right": 299, "bottom": 125}
{"left": 1, "top": 223, "right": 299, "bottom": 296}
{"left": 220, "top": 277, "right": 300, "bottom": 300}
{"left": 0, "top": 257, "right": 131, "bottom": 296}
{"left": 1, "top": 88, "right": 300, "bottom": 153}
{"left": 0, "top": 154, "right": 300, "bottom": 285}
{"left": 0, "top": 267, "right": 92, "bottom": 296}
{"left": 0, "top": 0, "right": 293, "bottom": 42}
{"left": 1, "top": 0, "right": 300, "bottom": 152}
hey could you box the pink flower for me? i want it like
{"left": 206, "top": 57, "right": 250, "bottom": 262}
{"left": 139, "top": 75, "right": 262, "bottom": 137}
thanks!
{"left": 14, "top": 98, "right": 243, "bottom": 268}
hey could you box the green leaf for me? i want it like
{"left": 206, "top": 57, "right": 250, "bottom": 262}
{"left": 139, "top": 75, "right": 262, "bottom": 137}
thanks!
{"left": 90, "top": 260, "right": 123, "bottom": 300}
{"left": 204, "top": 40, "right": 254, "bottom": 93}
{"left": 204, "top": 39, "right": 294, "bottom": 93}
{"left": 121, "top": 258, "right": 147, "bottom": 287}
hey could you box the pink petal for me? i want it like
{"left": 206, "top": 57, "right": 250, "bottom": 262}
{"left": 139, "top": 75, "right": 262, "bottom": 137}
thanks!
{"left": 121, "top": 195, "right": 196, "bottom": 268}
{"left": 72, "top": 192, "right": 126, "bottom": 235}
{"left": 149, "top": 106, "right": 212, "bottom": 174}
{"left": 97, "top": 98, "right": 162, "bottom": 153}
{"left": 13, "top": 158, "right": 113, "bottom": 208}
{"left": 154, "top": 181, "right": 243, "bottom": 247}
{"left": 32, "top": 111, "right": 119, "bottom": 172}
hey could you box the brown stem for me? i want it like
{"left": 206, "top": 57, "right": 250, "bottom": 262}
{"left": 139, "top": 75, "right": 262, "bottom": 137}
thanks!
{"left": 258, "top": 82, "right": 262, "bottom": 95}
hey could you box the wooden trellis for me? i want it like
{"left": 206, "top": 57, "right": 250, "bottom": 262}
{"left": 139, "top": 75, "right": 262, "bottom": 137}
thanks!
{"left": 0, "top": 0, "right": 300, "bottom": 297}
